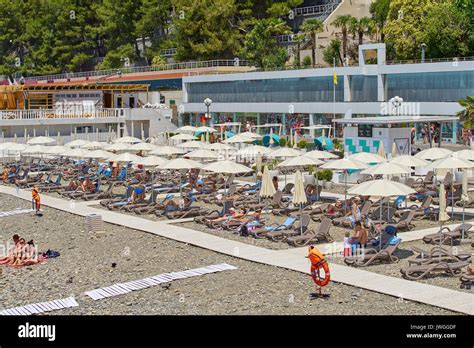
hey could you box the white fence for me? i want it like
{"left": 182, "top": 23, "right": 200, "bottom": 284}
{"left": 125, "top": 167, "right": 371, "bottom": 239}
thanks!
{"left": 0, "top": 108, "right": 124, "bottom": 121}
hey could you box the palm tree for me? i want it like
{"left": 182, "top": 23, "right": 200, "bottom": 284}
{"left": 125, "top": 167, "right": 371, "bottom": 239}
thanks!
{"left": 458, "top": 96, "right": 474, "bottom": 129}
{"left": 301, "top": 19, "right": 324, "bottom": 67}
{"left": 349, "top": 17, "right": 375, "bottom": 45}
{"left": 292, "top": 33, "right": 305, "bottom": 67}
{"left": 332, "top": 15, "right": 353, "bottom": 60}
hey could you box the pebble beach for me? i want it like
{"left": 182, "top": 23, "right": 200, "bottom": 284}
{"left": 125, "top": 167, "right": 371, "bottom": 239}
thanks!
{"left": 0, "top": 193, "right": 458, "bottom": 315}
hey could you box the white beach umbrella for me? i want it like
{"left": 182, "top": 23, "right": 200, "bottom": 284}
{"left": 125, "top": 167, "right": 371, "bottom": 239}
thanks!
{"left": 4, "top": 143, "right": 28, "bottom": 152}
{"left": 415, "top": 147, "right": 452, "bottom": 161}
{"left": 202, "top": 160, "right": 252, "bottom": 174}
{"left": 236, "top": 145, "right": 272, "bottom": 156}
{"left": 361, "top": 162, "right": 412, "bottom": 176}
{"left": 348, "top": 152, "right": 386, "bottom": 164}
{"left": 206, "top": 142, "right": 236, "bottom": 151}
{"left": 65, "top": 139, "right": 90, "bottom": 148}
{"left": 113, "top": 136, "right": 143, "bottom": 144}
{"left": 321, "top": 129, "right": 327, "bottom": 149}
{"left": 461, "top": 169, "right": 469, "bottom": 238}
{"left": 320, "top": 158, "right": 368, "bottom": 171}
{"left": 431, "top": 155, "right": 474, "bottom": 215}
{"left": 159, "top": 158, "right": 202, "bottom": 170}
{"left": 0, "top": 142, "right": 15, "bottom": 150}
{"left": 438, "top": 183, "right": 450, "bottom": 224}
{"left": 196, "top": 126, "right": 217, "bottom": 133}
{"left": 43, "top": 145, "right": 69, "bottom": 155}
{"left": 84, "top": 150, "right": 115, "bottom": 159}
{"left": 109, "top": 152, "right": 142, "bottom": 163}
{"left": 389, "top": 155, "right": 429, "bottom": 167}
{"left": 132, "top": 156, "right": 168, "bottom": 167}
{"left": 170, "top": 133, "right": 197, "bottom": 141}
{"left": 103, "top": 143, "right": 130, "bottom": 152}
{"left": 453, "top": 149, "right": 474, "bottom": 161}
{"left": 268, "top": 147, "right": 301, "bottom": 158}
{"left": 293, "top": 170, "right": 308, "bottom": 234}
{"left": 293, "top": 170, "right": 307, "bottom": 206}
{"left": 27, "top": 136, "right": 56, "bottom": 145}
{"left": 150, "top": 146, "right": 185, "bottom": 156}
{"left": 256, "top": 152, "right": 263, "bottom": 178}
{"left": 223, "top": 134, "right": 255, "bottom": 144}
{"left": 129, "top": 142, "right": 158, "bottom": 152}
{"left": 22, "top": 145, "right": 47, "bottom": 156}
{"left": 177, "top": 141, "right": 204, "bottom": 149}
{"left": 430, "top": 156, "right": 474, "bottom": 170}
{"left": 240, "top": 131, "right": 262, "bottom": 139}
{"left": 62, "top": 148, "right": 91, "bottom": 158}
{"left": 348, "top": 179, "right": 415, "bottom": 197}
{"left": 269, "top": 128, "right": 274, "bottom": 146}
{"left": 305, "top": 150, "right": 338, "bottom": 160}
{"left": 176, "top": 125, "right": 198, "bottom": 133}
{"left": 293, "top": 131, "right": 298, "bottom": 149}
{"left": 186, "top": 149, "right": 219, "bottom": 160}
{"left": 391, "top": 142, "right": 398, "bottom": 158}
{"left": 322, "top": 158, "right": 368, "bottom": 211}
{"left": 377, "top": 141, "right": 386, "bottom": 158}
{"left": 260, "top": 166, "right": 276, "bottom": 199}
{"left": 81, "top": 141, "right": 106, "bottom": 150}
{"left": 276, "top": 155, "right": 324, "bottom": 168}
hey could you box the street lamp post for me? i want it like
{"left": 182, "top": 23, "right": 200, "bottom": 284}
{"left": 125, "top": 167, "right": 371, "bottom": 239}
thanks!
{"left": 420, "top": 43, "right": 427, "bottom": 63}
{"left": 204, "top": 97, "right": 212, "bottom": 126}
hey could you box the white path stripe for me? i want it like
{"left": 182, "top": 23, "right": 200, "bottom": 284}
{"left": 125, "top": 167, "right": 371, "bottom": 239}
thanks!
{"left": 85, "top": 263, "right": 237, "bottom": 301}
{"left": 0, "top": 296, "right": 77, "bottom": 316}
{"left": 0, "top": 208, "right": 33, "bottom": 218}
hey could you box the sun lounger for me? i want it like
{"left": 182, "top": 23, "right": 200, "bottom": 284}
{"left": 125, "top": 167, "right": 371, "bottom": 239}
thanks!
{"left": 194, "top": 201, "right": 234, "bottom": 224}
{"left": 344, "top": 238, "right": 401, "bottom": 267}
{"left": 386, "top": 210, "right": 415, "bottom": 231}
{"left": 408, "top": 245, "right": 471, "bottom": 265}
{"left": 422, "top": 223, "right": 472, "bottom": 245}
{"left": 265, "top": 214, "right": 311, "bottom": 242}
{"left": 400, "top": 259, "right": 469, "bottom": 280}
{"left": 249, "top": 216, "right": 297, "bottom": 239}
{"left": 83, "top": 182, "right": 117, "bottom": 201}
{"left": 286, "top": 218, "right": 333, "bottom": 246}
{"left": 460, "top": 273, "right": 474, "bottom": 289}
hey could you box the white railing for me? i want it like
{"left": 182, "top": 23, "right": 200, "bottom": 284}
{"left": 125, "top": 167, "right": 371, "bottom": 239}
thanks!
{"left": 1, "top": 132, "right": 112, "bottom": 145}
{"left": 294, "top": 0, "right": 342, "bottom": 17}
{"left": 20, "top": 59, "right": 252, "bottom": 83}
{"left": 0, "top": 108, "right": 125, "bottom": 121}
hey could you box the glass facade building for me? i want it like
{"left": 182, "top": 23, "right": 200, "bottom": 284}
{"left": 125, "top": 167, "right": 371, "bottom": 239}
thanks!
{"left": 386, "top": 71, "right": 474, "bottom": 102}
{"left": 187, "top": 76, "right": 344, "bottom": 103}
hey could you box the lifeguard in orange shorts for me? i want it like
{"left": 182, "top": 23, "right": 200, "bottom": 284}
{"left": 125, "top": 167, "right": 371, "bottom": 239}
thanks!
{"left": 32, "top": 186, "right": 41, "bottom": 214}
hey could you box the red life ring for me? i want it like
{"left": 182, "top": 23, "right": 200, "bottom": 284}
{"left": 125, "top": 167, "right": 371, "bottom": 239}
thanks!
{"left": 311, "top": 260, "right": 330, "bottom": 287}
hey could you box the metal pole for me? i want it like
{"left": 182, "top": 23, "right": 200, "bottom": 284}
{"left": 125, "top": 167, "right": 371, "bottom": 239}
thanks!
{"left": 333, "top": 57, "right": 336, "bottom": 140}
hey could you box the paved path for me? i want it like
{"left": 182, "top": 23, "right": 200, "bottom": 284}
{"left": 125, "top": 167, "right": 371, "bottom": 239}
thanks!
{"left": 1, "top": 186, "right": 472, "bottom": 315}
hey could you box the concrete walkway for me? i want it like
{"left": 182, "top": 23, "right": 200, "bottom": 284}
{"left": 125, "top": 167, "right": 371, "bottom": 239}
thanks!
{"left": 1, "top": 186, "right": 473, "bottom": 315}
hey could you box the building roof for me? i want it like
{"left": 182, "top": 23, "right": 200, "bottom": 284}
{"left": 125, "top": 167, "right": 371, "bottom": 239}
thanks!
{"left": 335, "top": 116, "right": 459, "bottom": 125}
{"left": 0, "top": 83, "right": 149, "bottom": 92}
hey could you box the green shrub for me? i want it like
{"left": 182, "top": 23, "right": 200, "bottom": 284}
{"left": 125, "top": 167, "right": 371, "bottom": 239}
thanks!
{"left": 302, "top": 56, "right": 312, "bottom": 67}
{"left": 297, "top": 140, "right": 307, "bottom": 149}
{"left": 279, "top": 138, "right": 287, "bottom": 147}
{"left": 317, "top": 169, "right": 333, "bottom": 181}
{"left": 323, "top": 169, "right": 333, "bottom": 181}
{"left": 308, "top": 165, "right": 314, "bottom": 175}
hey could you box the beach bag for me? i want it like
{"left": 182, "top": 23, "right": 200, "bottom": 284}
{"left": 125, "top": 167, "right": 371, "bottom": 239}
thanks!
{"left": 42, "top": 249, "right": 60, "bottom": 258}
{"left": 238, "top": 224, "right": 249, "bottom": 237}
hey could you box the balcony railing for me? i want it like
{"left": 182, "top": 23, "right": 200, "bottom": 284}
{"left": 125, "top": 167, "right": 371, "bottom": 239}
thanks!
{"left": 293, "top": 0, "right": 342, "bottom": 17}
{"left": 0, "top": 108, "right": 124, "bottom": 121}
{"left": 386, "top": 56, "right": 474, "bottom": 65}
{"left": 20, "top": 59, "right": 252, "bottom": 83}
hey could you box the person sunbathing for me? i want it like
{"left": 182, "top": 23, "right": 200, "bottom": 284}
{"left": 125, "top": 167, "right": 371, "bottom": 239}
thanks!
{"left": 80, "top": 178, "right": 96, "bottom": 192}
{"left": 209, "top": 207, "right": 245, "bottom": 224}
{"left": 0, "top": 234, "right": 21, "bottom": 265}
{"left": 163, "top": 195, "right": 192, "bottom": 212}
{"left": 130, "top": 184, "right": 146, "bottom": 204}
{"left": 3, "top": 167, "right": 9, "bottom": 183}
{"left": 326, "top": 200, "right": 343, "bottom": 217}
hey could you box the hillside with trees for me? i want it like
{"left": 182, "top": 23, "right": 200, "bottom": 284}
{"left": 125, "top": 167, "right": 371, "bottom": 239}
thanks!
{"left": 0, "top": 0, "right": 472, "bottom": 76}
